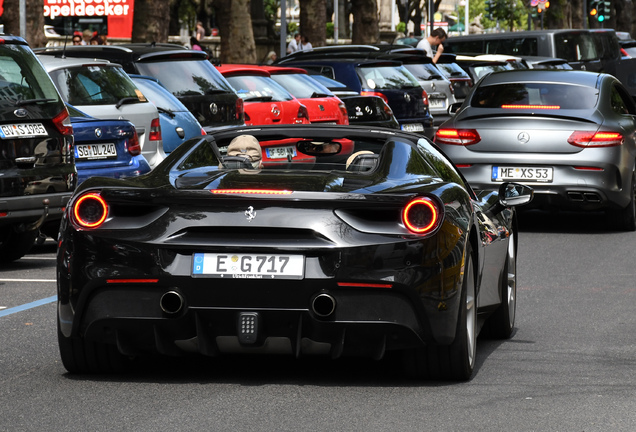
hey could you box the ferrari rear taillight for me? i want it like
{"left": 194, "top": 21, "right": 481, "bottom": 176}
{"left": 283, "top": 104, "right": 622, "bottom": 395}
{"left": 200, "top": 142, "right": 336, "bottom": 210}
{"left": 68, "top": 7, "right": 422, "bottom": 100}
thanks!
{"left": 402, "top": 196, "right": 442, "bottom": 235}
{"left": 236, "top": 98, "right": 244, "bottom": 121}
{"left": 53, "top": 109, "right": 73, "bottom": 136}
{"left": 127, "top": 129, "right": 141, "bottom": 156}
{"left": 72, "top": 193, "right": 108, "bottom": 229}
{"left": 149, "top": 118, "right": 161, "bottom": 141}
{"left": 568, "top": 131, "right": 624, "bottom": 147}
{"left": 297, "top": 104, "right": 310, "bottom": 123}
{"left": 435, "top": 128, "right": 481, "bottom": 145}
{"left": 361, "top": 91, "right": 388, "bottom": 104}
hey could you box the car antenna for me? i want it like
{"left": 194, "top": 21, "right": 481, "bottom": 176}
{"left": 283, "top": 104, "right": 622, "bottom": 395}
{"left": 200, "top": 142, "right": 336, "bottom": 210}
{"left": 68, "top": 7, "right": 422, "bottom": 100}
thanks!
{"left": 61, "top": 33, "right": 69, "bottom": 59}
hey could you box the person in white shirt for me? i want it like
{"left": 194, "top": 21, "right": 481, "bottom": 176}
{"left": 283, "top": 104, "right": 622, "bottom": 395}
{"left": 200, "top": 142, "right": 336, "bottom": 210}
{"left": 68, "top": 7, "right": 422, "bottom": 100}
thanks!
{"left": 416, "top": 28, "right": 447, "bottom": 63}
{"left": 287, "top": 33, "right": 301, "bottom": 54}
{"left": 300, "top": 34, "right": 313, "bottom": 51}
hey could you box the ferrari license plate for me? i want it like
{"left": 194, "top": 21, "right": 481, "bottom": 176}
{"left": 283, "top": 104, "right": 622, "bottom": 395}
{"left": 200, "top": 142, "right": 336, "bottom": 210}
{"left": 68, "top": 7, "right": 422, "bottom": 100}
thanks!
{"left": 492, "top": 166, "right": 553, "bottom": 182}
{"left": 401, "top": 123, "right": 424, "bottom": 132}
{"left": 266, "top": 146, "right": 296, "bottom": 159}
{"left": 192, "top": 253, "right": 304, "bottom": 279}
{"left": 76, "top": 143, "right": 117, "bottom": 160}
{"left": 0, "top": 123, "right": 48, "bottom": 138}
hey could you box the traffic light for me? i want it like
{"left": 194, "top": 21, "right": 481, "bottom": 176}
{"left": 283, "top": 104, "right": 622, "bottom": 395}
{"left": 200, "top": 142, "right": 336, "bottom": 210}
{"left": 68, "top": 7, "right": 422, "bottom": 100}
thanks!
{"left": 599, "top": 1, "right": 611, "bottom": 21}
{"left": 589, "top": 0, "right": 599, "bottom": 17}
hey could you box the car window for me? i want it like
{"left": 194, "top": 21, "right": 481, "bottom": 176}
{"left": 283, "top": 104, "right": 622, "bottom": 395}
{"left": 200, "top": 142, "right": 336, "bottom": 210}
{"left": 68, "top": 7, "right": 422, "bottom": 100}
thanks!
{"left": 610, "top": 84, "right": 635, "bottom": 115}
{"left": 225, "top": 75, "right": 293, "bottom": 102}
{"left": 136, "top": 59, "right": 234, "bottom": 96}
{"left": 471, "top": 83, "right": 598, "bottom": 110}
{"left": 485, "top": 37, "right": 538, "bottom": 57}
{"left": 554, "top": 33, "right": 597, "bottom": 62}
{"left": 0, "top": 45, "right": 61, "bottom": 102}
{"left": 436, "top": 62, "right": 471, "bottom": 79}
{"left": 403, "top": 63, "right": 444, "bottom": 81}
{"left": 270, "top": 73, "right": 334, "bottom": 99}
{"left": 357, "top": 65, "right": 420, "bottom": 90}
{"left": 132, "top": 77, "right": 184, "bottom": 111}
{"left": 48, "top": 65, "right": 143, "bottom": 106}
{"left": 472, "top": 64, "right": 511, "bottom": 80}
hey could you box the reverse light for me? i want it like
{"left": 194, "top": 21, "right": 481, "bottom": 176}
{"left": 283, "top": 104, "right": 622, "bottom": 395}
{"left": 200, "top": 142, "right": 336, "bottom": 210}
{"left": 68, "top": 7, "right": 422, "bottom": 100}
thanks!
{"left": 361, "top": 91, "right": 388, "bottom": 104}
{"left": 402, "top": 196, "right": 442, "bottom": 234}
{"left": 72, "top": 193, "right": 108, "bottom": 228}
{"left": 126, "top": 129, "right": 141, "bottom": 156}
{"left": 53, "top": 109, "right": 73, "bottom": 136}
{"left": 434, "top": 128, "right": 481, "bottom": 145}
{"left": 568, "top": 131, "right": 624, "bottom": 148}
{"left": 149, "top": 117, "right": 162, "bottom": 141}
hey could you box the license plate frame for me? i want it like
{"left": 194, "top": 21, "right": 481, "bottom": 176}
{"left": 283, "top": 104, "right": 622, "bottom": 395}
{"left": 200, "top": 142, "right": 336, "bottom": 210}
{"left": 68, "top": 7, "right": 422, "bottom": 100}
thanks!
{"left": 75, "top": 143, "right": 118, "bottom": 160}
{"left": 401, "top": 123, "right": 424, "bottom": 132}
{"left": 429, "top": 98, "right": 446, "bottom": 109}
{"left": 266, "top": 146, "right": 297, "bottom": 159}
{"left": 192, "top": 252, "right": 305, "bottom": 279}
{"left": 0, "top": 123, "right": 48, "bottom": 138}
{"left": 492, "top": 166, "right": 554, "bottom": 183}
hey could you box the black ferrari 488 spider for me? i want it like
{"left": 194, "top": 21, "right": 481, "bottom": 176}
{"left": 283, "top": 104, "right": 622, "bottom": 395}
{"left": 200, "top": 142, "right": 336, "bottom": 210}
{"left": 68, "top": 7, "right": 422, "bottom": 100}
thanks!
{"left": 56, "top": 125, "right": 533, "bottom": 380}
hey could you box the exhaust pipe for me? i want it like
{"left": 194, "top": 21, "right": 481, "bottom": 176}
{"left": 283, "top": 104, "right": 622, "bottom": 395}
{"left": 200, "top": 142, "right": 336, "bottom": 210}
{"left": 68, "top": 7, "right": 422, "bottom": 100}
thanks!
{"left": 160, "top": 291, "right": 184, "bottom": 314}
{"left": 312, "top": 293, "right": 336, "bottom": 317}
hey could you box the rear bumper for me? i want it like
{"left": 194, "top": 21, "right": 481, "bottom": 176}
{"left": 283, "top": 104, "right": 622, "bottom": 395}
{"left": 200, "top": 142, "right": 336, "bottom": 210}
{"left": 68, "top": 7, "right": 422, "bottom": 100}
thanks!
{"left": 0, "top": 192, "right": 72, "bottom": 227}
{"left": 77, "top": 156, "right": 151, "bottom": 184}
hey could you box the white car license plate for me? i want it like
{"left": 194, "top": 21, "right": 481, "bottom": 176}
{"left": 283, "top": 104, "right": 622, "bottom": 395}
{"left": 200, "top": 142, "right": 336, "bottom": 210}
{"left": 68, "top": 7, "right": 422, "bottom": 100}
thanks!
{"left": 429, "top": 98, "right": 446, "bottom": 109}
{"left": 192, "top": 253, "right": 304, "bottom": 279}
{"left": 266, "top": 146, "right": 296, "bottom": 159}
{"left": 401, "top": 123, "right": 424, "bottom": 132}
{"left": 492, "top": 166, "right": 553, "bottom": 183}
{"left": 0, "top": 123, "right": 48, "bottom": 138}
{"left": 75, "top": 143, "right": 117, "bottom": 160}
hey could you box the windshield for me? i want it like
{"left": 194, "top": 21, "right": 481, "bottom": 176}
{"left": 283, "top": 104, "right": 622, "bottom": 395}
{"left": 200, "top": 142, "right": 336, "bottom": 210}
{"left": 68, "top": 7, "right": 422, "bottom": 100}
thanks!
{"left": 0, "top": 45, "right": 62, "bottom": 104}
{"left": 48, "top": 65, "right": 142, "bottom": 106}
{"left": 136, "top": 59, "right": 234, "bottom": 96}
{"left": 436, "top": 62, "right": 471, "bottom": 79}
{"left": 471, "top": 83, "right": 598, "bottom": 110}
{"left": 225, "top": 75, "right": 293, "bottom": 102}
{"left": 270, "top": 73, "right": 334, "bottom": 99}
{"left": 132, "top": 77, "right": 185, "bottom": 111}
{"left": 357, "top": 65, "right": 420, "bottom": 90}
{"left": 403, "top": 63, "right": 445, "bottom": 81}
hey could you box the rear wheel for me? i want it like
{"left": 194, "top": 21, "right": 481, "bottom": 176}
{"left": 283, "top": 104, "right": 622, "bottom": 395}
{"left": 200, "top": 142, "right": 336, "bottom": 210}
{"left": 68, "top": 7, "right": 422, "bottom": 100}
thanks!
{"left": 483, "top": 231, "right": 516, "bottom": 339}
{"left": 607, "top": 172, "right": 636, "bottom": 231}
{"left": 0, "top": 228, "right": 37, "bottom": 263}
{"left": 403, "top": 242, "right": 477, "bottom": 381}
{"left": 57, "top": 315, "right": 129, "bottom": 374}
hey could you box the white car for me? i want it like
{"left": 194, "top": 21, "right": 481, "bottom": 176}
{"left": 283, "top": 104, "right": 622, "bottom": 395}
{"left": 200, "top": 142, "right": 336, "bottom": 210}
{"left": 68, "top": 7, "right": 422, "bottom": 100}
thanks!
{"left": 38, "top": 55, "right": 165, "bottom": 169}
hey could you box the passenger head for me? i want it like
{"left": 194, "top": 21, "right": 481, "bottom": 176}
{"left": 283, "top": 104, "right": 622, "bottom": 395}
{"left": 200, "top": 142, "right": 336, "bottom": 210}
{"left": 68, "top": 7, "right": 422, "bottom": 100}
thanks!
{"left": 226, "top": 135, "right": 262, "bottom": 169}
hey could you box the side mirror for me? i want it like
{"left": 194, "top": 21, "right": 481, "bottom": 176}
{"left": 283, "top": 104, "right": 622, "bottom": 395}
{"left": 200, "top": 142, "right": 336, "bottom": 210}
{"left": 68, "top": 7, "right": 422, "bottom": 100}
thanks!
{"left": 448, "top": 102, "right": 463, "bottom": 115}
{"left": 498, "top": 182, "right": 534, "bottom": 207}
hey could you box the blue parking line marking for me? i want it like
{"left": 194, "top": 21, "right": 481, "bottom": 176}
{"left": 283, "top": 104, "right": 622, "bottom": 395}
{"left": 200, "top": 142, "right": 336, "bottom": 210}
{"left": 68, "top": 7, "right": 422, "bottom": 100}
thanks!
{"left": 0, "top": 295, "right": 57, "bottom": 318}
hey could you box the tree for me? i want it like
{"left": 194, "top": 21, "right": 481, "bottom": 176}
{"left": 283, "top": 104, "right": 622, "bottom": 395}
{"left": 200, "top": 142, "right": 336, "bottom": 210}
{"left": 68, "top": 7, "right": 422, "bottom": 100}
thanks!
{"left": 299, "top": 0, "right": 327, "bottom": 48}
{"left": 131, "top": 0, "right": 171, "bottom": 43}
{"left": 351, "top": 0, "right": 379, "bottom": 44}
{"left": 211, "top": 0, "right": 256, "bottom": 63}
{"left": 3, "top": 0, "right": 46, "bottom": 48}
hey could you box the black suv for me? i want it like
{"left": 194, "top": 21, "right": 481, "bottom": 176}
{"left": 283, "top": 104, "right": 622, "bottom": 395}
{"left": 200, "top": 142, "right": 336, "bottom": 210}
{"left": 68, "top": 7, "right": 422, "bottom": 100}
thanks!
{"left": 0, "top": 36, "right": 75, "bottom": 262}
{"left": 36, "top": 43, "right": 244, "bottom": 132}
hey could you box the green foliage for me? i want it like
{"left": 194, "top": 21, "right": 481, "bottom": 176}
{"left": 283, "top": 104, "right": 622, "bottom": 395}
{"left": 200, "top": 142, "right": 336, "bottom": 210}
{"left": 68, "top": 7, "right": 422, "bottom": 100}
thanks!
{"left": 326, "top": 22, "right": 334, "bottom": 39}
{"left": 396, "top": 22, "right": 406, "bottom": 33}
{"left": 463, "top": 0, "right": 529, "bottom": 31}
{"left": 288, "top": 22, "right": 298, "bottom": 34}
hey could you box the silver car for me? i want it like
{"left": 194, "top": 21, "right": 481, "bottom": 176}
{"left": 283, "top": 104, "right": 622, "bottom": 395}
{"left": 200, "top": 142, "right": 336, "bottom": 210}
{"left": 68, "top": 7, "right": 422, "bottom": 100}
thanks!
{"left": 38, "top": 56, "right": 166, "bottom": 169}
{"left": 435, "top": 69, "right": 636, "bottom": 231}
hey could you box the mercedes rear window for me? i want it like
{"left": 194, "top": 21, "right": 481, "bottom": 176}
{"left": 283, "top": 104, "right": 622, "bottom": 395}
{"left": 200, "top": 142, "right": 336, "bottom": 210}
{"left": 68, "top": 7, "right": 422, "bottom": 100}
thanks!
{"left": 357, "top": 65, "right": 420, "bottom": 90}
{"left": 471, "top": 83, "right": 598, "bottom": 110}
{"left": 0, "top": 45, "right": 61, "bottom": 103}
{"left": 48, "top": 65, "right": 142, "bottom": 106}
{"left": 136, "top": 59, "right": 234, "bottom": 96}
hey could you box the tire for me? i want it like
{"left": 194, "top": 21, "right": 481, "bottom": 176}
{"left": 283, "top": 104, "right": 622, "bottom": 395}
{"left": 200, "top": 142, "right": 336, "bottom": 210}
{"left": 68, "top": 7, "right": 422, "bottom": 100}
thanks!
{"left": 57, "top": 315, "right": 129, "bottom": 374}
{"left": 403, "top": 242, "right": 477, "bottom": 381}
{"left": 482, "top": 231, "right": 516, "bottom": 339}
{"left": 0, "top": 228, "right": 37, "bottom": 263}
{"left": 607, "top": 172, "right": 636, "bottom": 231}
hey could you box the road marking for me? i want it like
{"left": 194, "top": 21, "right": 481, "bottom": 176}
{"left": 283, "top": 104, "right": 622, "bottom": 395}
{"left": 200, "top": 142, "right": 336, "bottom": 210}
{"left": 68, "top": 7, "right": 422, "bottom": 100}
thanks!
{"left": 0, "top": 279, "right": 56, "bottom": 282}
{"left": 0, "top": 295, "right": 57, "bottom": 318}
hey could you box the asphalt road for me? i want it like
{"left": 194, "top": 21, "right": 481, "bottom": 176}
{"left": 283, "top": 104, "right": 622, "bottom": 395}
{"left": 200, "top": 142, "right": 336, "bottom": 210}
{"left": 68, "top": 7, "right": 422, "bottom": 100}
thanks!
{"left": 1, "top": 210, "right": 635, "bottom": 431}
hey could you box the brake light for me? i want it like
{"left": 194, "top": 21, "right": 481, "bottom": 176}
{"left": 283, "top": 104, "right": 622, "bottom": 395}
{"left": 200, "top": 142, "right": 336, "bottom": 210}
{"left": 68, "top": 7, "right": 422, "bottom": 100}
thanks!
{"left": 210, "top": 189, "right": 292, "bottom": 195}
{"left": 435, "top": 128, "right": 481, "bottom": 145}
{"left": 296, "top": 104, "right": 310, "bottom": 123}
{"left": 337, "top": 282, "right": 393, "bottom": 288}
{"left": 361, "top": 91, "right": 388, "bottom": 104}
{"left": 402, "top": 197, "right": 442, "bottom": 234}
{"left": 338, "top": 101, "right": 349, "bottom": 125}
{"left": 236, "top": 98, "right": 244, "bottom": 121}
{"left": 52, "top": 109, "right": 73, "bottom": 136}
{"left": 568, "top": 131, "right": 623, "bottom": 147}
{"left": 422, "top": 90, "right": 428, "bottom": 107}
{"left": 72, "top": 193, "right": 108, "bottom": 229}
{"left": 501, "top": 104, "right": 560, "bottom": 110}
{"left": 127, "top": 129, "right": 141, "bottom": 156}
{"left": 201, "top": 127, "right": 207, "bottom": 135}
{"left": 149, "top": 118, "right": 161, "bottom": 141}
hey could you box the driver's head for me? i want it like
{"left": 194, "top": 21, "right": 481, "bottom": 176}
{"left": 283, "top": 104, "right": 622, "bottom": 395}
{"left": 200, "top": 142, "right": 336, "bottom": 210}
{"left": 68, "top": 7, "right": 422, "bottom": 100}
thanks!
{"left": 227, "top": 135, "right": 262, "bottom": 169}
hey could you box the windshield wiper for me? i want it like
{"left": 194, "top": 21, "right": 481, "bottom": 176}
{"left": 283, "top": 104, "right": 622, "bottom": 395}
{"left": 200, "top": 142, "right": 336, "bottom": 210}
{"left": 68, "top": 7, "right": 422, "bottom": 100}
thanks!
{"left": 205, "top": 88, "right": 229, "bottom": 95}
{"left": 311, "top": 92, "right": 331, "bottom": 98}
{"left": 245, "top": 96, "right": 273, "bottom": 102}
{"left": 14, "top": 98, "right": 56, "bottom": 106}
{"left": 116, "top": 97, "right": 139, "bottom": 109}
{"left": 157, "top": 106, "right": 176, "bottom": 118}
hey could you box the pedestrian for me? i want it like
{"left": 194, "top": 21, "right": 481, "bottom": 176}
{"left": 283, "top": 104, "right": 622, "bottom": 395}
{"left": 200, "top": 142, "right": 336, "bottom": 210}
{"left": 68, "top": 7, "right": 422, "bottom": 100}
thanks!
{"left": 416, "top": 27, "right": 447, "bottom": 63}
{"left": 81, "top": 29, "right": 93, "bottom": 45}
{"left": 190, "top": 36, "right": 203, "bottom": 51}
{"left": 71, "top": 33, "right": 82, "bottom": 45}
{"left": 287, "top": 32, "right": 301, "bottom": 54}
{"left": 196, "top": 21, "right": 206, "bottom": 41}
{"left": 300, "top": 34, "right": 312, "bottom": 51}
{"left": 264, "top": 51, "right": 277, "bottom": 65}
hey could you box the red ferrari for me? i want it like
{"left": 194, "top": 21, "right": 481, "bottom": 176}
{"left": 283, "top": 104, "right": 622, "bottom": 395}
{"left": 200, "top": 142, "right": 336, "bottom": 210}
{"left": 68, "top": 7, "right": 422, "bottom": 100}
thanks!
{"left": 216, "top": 64, "right": 311, "bottom": 127}
{"left": 261, "top": 65, "right": 349, "bottom": 125}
